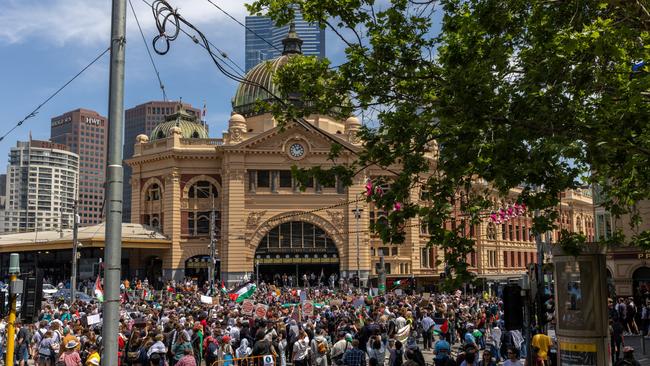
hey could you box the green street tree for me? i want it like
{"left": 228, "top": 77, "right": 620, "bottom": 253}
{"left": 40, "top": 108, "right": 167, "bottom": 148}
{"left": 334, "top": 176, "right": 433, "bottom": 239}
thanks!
{"left": 247, "top": 0, "right": 650, "bottom": 284}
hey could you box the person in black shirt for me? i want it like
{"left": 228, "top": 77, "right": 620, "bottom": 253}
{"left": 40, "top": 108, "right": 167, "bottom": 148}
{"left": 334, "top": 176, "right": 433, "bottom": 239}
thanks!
{"left": 15, "top": 320, "right": 31, "bottom": 366}
{"left": 611, "top": 319, "right": 625, "bottom": 365}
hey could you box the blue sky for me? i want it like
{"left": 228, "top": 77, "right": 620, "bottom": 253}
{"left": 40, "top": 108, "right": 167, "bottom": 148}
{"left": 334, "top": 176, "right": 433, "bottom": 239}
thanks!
{"left": 0, "top": 0, "right": 441, "bottom": 173}
{"left": 0, "top": 0, "right": 350, "bottom": 171}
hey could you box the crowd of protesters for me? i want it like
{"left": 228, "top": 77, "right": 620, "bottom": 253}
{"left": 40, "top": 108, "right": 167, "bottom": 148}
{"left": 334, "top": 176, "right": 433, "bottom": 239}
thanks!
{"left": 0, "top": 278, "right": 643, "bottom": 366}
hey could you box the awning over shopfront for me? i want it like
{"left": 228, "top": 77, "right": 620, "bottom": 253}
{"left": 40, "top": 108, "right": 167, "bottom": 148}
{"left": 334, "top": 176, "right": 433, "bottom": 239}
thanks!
{"left": 0, "top": 223, "right": 172, "bottom": 253}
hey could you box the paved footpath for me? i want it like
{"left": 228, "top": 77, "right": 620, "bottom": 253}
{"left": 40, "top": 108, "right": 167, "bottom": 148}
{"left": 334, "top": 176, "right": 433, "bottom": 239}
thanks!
{"left": 418, "top": 337, "right": 650, "bottom": 366}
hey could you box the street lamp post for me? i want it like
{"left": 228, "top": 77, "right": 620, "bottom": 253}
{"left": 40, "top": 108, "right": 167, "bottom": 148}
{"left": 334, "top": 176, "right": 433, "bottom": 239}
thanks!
{"left": 209, "top": 209, "right": 216, "bottom": 292}
{"left": 71, "top": 201, "right": 80, "bottom": 303}
{"left": 352, "top": 200, "right": 363, "bottom": 289}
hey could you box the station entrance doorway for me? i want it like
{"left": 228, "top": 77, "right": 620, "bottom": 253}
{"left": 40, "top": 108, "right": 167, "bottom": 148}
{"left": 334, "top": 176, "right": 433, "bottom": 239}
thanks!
{"left": 255, "top": 221, "right": 340, "bottom": 286}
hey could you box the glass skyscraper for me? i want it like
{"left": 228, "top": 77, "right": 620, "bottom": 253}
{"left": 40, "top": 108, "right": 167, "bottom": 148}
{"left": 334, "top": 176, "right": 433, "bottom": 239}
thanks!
{"left": 245, "top": 10, "right": 325, "bottom": 72}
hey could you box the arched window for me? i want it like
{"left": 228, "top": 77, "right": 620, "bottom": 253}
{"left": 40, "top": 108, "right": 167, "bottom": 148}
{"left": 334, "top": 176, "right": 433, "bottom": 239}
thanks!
{"left": 256, "top": 221, "right": 338, "bottom": 260}
{"left": 146, "top": 183, "right": 161, "bottom": 201}
{"left": 188, "top": 180, "right": 218, "bottom": 198}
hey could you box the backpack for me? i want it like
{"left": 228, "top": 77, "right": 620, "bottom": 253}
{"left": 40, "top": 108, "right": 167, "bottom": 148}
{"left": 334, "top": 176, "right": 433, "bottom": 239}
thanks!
{"left": 317, "top": 339, "right": 328, "bottom": 355}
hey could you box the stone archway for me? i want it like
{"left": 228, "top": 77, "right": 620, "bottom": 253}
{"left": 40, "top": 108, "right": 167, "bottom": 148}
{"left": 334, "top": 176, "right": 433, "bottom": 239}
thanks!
{"left": 249, "top": 212, "right": 345, "bottom": 286}
{"left": 248, "top": 211, "right": 344, "bottom": 253}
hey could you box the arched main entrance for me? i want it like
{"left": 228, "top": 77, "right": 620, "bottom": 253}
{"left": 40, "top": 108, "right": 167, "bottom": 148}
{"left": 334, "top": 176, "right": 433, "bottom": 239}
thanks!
{"left": 255, "top": 221, "right": 339, "bottom": 286}
{"left": 633, "top": 266, "right": 650, "bottom": 303}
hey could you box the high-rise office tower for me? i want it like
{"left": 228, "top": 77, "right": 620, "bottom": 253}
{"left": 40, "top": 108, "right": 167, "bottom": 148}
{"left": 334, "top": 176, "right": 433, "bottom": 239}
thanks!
{"left": 122, "top": 101, "right": 201, "bottom": 222}
{"left": 3, "top": 140, "right": 79, "bottom": 233}
{"left": 245, "top": 9, "right": 325, "bottom": 71}
{"left": 50, "top": 108, "right": 107, "bottom": 226}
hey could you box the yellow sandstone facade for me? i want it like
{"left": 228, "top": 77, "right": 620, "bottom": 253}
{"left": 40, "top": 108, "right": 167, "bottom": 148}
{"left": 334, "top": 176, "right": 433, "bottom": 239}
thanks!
{"left": 124, "top": 28, "right": 594, "bottom": 286}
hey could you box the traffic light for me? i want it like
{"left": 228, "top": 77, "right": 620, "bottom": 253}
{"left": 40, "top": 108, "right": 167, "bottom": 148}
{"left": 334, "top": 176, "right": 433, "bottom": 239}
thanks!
{"left": 503, "top": 284, "right": 523, "bottom": 330}
{"left": 21, "top": 271, "right": 43, "bottom": 323}
{"left": 540, "top": 288, "right": 555, "bottom": 326}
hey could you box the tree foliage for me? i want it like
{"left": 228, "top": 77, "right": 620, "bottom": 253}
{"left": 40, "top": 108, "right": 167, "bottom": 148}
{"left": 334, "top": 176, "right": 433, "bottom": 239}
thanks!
{"left": 247, "top": 0, "right": 650, "bottom": 281}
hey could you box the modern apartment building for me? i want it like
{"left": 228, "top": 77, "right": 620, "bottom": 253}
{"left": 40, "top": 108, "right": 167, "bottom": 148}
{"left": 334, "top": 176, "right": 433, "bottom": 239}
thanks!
{"left": 122, "top": 101, "right": 201, "bottom": 222}
{"left": 3, "top": 140, "right": 79, "bottom": 233}
{"left": 50, "top": 109, "right": 107, "bottom": 226}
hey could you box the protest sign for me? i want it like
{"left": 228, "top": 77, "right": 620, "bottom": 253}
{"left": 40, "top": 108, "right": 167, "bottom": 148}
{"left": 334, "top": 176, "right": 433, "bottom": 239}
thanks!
{"left": 302, "top": 301, "right": 314, "bottom": 317}
{"left": 242, "top": 299, "right": 255, "bottom": 315}
{"left": 87, "top": 314, "right": 102, "bottom": 325}
{"left": 200, "top": 295, "right": 213, "bottom": 304}
{"left": 255, "top": 303, "right": 269, "bottom": 319}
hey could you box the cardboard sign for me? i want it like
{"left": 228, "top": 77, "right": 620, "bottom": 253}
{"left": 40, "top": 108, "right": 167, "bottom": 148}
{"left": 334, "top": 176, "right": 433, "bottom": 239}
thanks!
{"left": 300, "top": 291, "right": 307, "bottom": 303}
{"left": 242, "top": 300, "right": 255, "bottom": 315}
{"left": 200, "top": 295, "right": 213, "bottom": 304}
{"left": 255, "top": 303, "right": 269, "bottom": 319}
{"left": 423, "top": 293, "right": 431, "bottom": 299}
{"left": 87, "top": 314, "right": 102, "bottom": 325}
{"left": 302, "top": 301, "right": 314, "bottom": 317}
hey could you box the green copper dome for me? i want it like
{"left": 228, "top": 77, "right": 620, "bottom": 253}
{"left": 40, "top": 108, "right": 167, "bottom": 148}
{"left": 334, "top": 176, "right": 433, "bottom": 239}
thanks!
{"left": 232, "top": 23, "right": 303, "bottom": 116}
{"left": 150, "top": 104, "right": 209, "bottom": 140}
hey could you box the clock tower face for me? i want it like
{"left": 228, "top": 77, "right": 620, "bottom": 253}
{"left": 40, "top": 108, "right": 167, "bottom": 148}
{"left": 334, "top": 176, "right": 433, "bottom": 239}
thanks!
{"left": 288, "top": 142, "right": 306, "bottom": 159}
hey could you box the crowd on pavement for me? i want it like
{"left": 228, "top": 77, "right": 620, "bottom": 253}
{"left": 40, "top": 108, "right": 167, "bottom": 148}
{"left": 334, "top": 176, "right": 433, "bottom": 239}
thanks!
{"left": 0, "top": 278, "right": 644, "bottom": 366}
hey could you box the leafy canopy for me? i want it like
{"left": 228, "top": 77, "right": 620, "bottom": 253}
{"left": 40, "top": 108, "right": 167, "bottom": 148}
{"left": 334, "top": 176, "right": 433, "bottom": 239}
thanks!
{"left": 247, "top": 0, "right": 650, "bottom": 283}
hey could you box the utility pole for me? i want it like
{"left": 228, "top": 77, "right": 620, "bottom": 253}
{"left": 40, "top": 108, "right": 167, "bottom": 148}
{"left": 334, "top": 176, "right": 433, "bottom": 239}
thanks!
{"left": 71, "top": 201, "right": 80, "bottom": 303}
{"left": 535, "top": 208, "right": 545, "bottom": 333}
{"left": 352, "top": 200, "right": 363, "bottom": 289}
{"left": 102, "top": 0, "right": 126, "bottom": 365}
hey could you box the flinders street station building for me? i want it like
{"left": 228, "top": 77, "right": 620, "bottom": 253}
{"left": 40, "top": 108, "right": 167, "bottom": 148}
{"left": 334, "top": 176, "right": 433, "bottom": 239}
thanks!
{"left": 0, "top": 29, "right": 595, "bottom": 289}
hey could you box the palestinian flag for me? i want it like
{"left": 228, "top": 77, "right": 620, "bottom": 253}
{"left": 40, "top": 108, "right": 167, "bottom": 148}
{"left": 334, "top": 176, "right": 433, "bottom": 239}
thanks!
{"left": 229, "top": 283, "right": 256, "bottom": 303}
{"left": 220, "top": 280, "right": 228, "bottom": 295}
{"left": 94, "top": 275, "right": 104, "bottom": 302}
{"left": 433, "top": 318, "right": 449, "bottom": 335}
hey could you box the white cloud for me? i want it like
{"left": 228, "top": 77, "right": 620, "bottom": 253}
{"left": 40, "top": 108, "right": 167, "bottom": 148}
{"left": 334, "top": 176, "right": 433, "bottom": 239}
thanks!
{"left": 0, "top": 0, "right": 249, "bottom": 46}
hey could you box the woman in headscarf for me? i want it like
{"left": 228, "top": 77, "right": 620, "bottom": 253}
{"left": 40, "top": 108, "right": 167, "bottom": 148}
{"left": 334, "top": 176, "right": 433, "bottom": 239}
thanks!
{"left": 236, "top": 338, "right": 252, "bottom": 359}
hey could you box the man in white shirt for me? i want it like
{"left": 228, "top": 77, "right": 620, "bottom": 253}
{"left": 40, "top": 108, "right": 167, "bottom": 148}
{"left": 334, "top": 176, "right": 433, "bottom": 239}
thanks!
{"left": 292, "top": 330, "right": 311, "bottom": 366}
